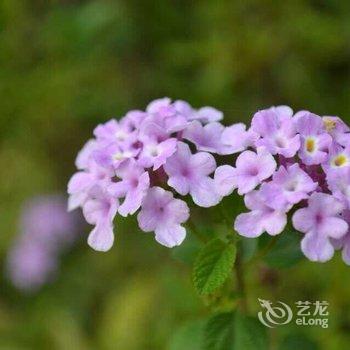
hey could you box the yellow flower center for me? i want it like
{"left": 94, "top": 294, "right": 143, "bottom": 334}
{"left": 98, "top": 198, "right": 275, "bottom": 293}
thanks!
{"left": 333, "top": 154, "right": 348, "bottom": 167}
{"left": 323, "top": 118, "right": 336, "bottom": 132}
{"left": 306, "top": 138, "right": 316, "bottom": 153}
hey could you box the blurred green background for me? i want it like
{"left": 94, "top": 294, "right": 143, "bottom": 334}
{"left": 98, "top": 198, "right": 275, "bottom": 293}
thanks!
{"left": 1, "top": 0, "right": 350, "bottom": 349}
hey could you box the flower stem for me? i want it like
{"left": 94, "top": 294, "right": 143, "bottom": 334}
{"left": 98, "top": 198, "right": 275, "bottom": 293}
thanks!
{"left": 235, "top": 243, "right": 248, "bottom": 312}
{"left": 246, "top": 235, "right": 280, "bottom": 267}
{"left": 186, "top": 219, "right": 207, "bottom": 243}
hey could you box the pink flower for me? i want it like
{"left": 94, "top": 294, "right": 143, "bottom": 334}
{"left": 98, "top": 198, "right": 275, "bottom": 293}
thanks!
{"left": 259, "top": 164, "right": 317, "bottom": 210}
{"left": 67, "top": 161, "right": 113, "bottom": 211}
{"left": 108, "top": 159, "right": 150, "bottom": 217}
{"left": 137, "top": 187, "right": 189, "bottom": 247}
{"left": 164, "top": 142, "right": 221, "bottom": 207}
{"left": 183, "top": 121, "right": 232, "bottom": 154}
{"left": 214, "top": 148, "right": 276, "bottom": 196}
{"left": 83, "top": 186, "right": 119, "bottom": 252}
{"left": 138, "top": 138, "right": 177, "bottom": 170}
{"left": 326, "top": 168, "right": 350, "bottom": 207}
{"left": 191, "top": 106, "right": 223, "bottom": 123}
{"left": 174, "top": 101, "right": 223, "bottom": 123}
{"left": 93, "top": 142, "right": 139, "bottom": 169}
{"left": 94, "top": 119, "right": 135, "bottom": 145}
{"left": 324, "top": 143, "right": 350, "bottom": 174}
{"left": 68, "top": 98, "right": 232, "bottom": 251}
{"left": 214, "top": 165, "right": 237, "bottom": 197}
{"left": 322, "top": 116, "right": 350, "bottom": 147}
{"left": 75, "top": 139, "right": 97, "bottom": 170}
{"left": 292, "top": 193, "right": 348, "bottom": 262}
{"left": 251, "top": 106, "right": 300, "bottom": 158}
{"left": 295, "top": 112, "right": 332, "bottom": 165}
{"left": 146, "top": 97, "right": 188, "bottom": 133}
{"left": 234, "top": 190, "right": 287, "bottom": 237}
{"left": 221, "top": 123, "right": 259, "bottom": 154}
{"left": 332, "top": 210, "right": 350, "bottom": 265}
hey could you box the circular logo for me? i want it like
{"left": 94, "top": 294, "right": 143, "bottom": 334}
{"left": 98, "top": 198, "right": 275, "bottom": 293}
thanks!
{"left": 258, "top": 298, "right": 293, "bottom": 328}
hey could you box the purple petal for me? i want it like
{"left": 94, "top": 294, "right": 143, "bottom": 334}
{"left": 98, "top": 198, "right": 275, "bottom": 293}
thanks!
{"left": 296, "top": 113, "right": 324, "bottom": 136}
{"left": 153, "top": 138, "right": 177, "bottom": 170}
{"left": 341, "top": 237, "right": 350, "bottom": 265}
{"left": 67, "top": 172, "right": 92, "bottom": 194}
{"left": 155, "top": 224, "right": 186, "bottom": 248}
{"left": 146, "top": 97, "right": 172, "bottom": 114}
{"left": 163, "top": 142, "right": 191, "bottom": 176}
{"left": 221, "top": 123, "right": 258, "bottom": 153}
{"left": 234, "top": 211, "right": 264, "bottom": 238}
{"left": 244, "top": 190, "right": 266, "bottom": 211}
{"left": 190, "top": 177, "right": 221, "bottom": 207}
{"left": 214, "top": 165, "right": 236, "bottom": 196}
{"left": 87, "top": 221, "right": 114, "bottom": 252}
{"left": 75, "top": 139, "right": 97, "bottom": 170}
{"left": 195, "top": 106, "right": 223, "bottom": 123}
{"left": 68, "top": 192, "right": 87, "bottom": 211}
{"left": 168, "top": 175, "right": 191, "bottom": 195}
{"left": 292, "top": 208, "right": 313, "bottom": 234}
{"left": 308, "top": 192, "right": 344, "bottom": 216}
{"left": 137, "top": 209, "right": 158, "bottom": 232}
{"left": 318, "top": 217, "right": 348, "bottom": 239}
{"left": 167, "top": 198, "right": 190, "bottom": 224}
{"left": 256, "top": 148, "right": 277, "bottom": 180}
{"left": 183, "top": 121, "right": 223, "bottom": 153}
{"left": 191, "top": 152, "right": 217, "bottom": 176}
{"left": 263, "top": 211, "right": 287, "bottom": 235}
{"left": 301, "top": 231, "right": 334, "bottom": 262}
{"left": 251, "top": 109, "right": 278, "bottom": 136}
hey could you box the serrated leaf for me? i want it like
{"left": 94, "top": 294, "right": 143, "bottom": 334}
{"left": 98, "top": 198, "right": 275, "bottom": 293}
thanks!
{"left": 203, "top": 312, "right": 235, "bottom": 350}
{"left": 203, "top": 312, "right": 268, "bottom": 350}
{"left": 193, "top": 239, "right": 236, "bottom": 295}
{"left": 168, "top": 319, "right": 206, "bottom": 350}
{"left": 234, "top": 312, "right": 268, "bottom": 350}
{"left": 280, "top": 334, "right": 319, "bottom": 350}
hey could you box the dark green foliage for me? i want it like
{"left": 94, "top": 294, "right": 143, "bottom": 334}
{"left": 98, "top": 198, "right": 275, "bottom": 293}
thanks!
{"left": 203, "top": 312, "right": 268, "bottom": 350}
{"left": 264, "top": 227, "right": 304, "bottom": 268}
{"left": 203, "top": 312, "right": 235, "bottom": 350}
{"left": 193, "top": 239, "right": 236, "bottom": 295}
{"left": 280, "top": 333, "right": 319, "bottom": 350}
{"left": 1, "top": 1, "right": 350, "bottom": 348}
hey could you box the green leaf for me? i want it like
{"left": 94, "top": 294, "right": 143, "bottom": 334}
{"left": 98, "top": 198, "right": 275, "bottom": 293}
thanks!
{"left": 203, "top": 312, "right": 268, "bottom": 350}
{"left": 193, "top": 239, "right": 236, "bottom": 295}
{"left": 280, "top": 334, "right": 319, "bottom": 350}
{"left": 203, "top": 312, "right": 235, "bottom": 350}
{"left": 234, "top": 312, "right": 268, "bottom": 350}
{"left": 264, "top": 227, "right": 303, "bottom": 268}
{"left": 168, "top": 319, "right": 206, "bottom": 350}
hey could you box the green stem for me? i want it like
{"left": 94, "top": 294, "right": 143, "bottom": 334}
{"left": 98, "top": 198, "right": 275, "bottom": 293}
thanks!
{"left": 186, "top": 219, "right": 207, "bottom": 243}
{"left": 235, "top": 243, "right": 248, "bottom": 312}
{"left": 246, "top": 235, "right": 280, "bottom": 267}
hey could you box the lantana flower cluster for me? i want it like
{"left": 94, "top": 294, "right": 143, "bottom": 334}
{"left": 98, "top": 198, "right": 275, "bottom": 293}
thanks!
{"left": 68, "top": 98, "right": 246, "bottom": 251}
{"left": 69, "top": 99, "right": 350, "bottom": 265}
{"left": 215, "top": 106, "right": 350, "bottom": 264}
